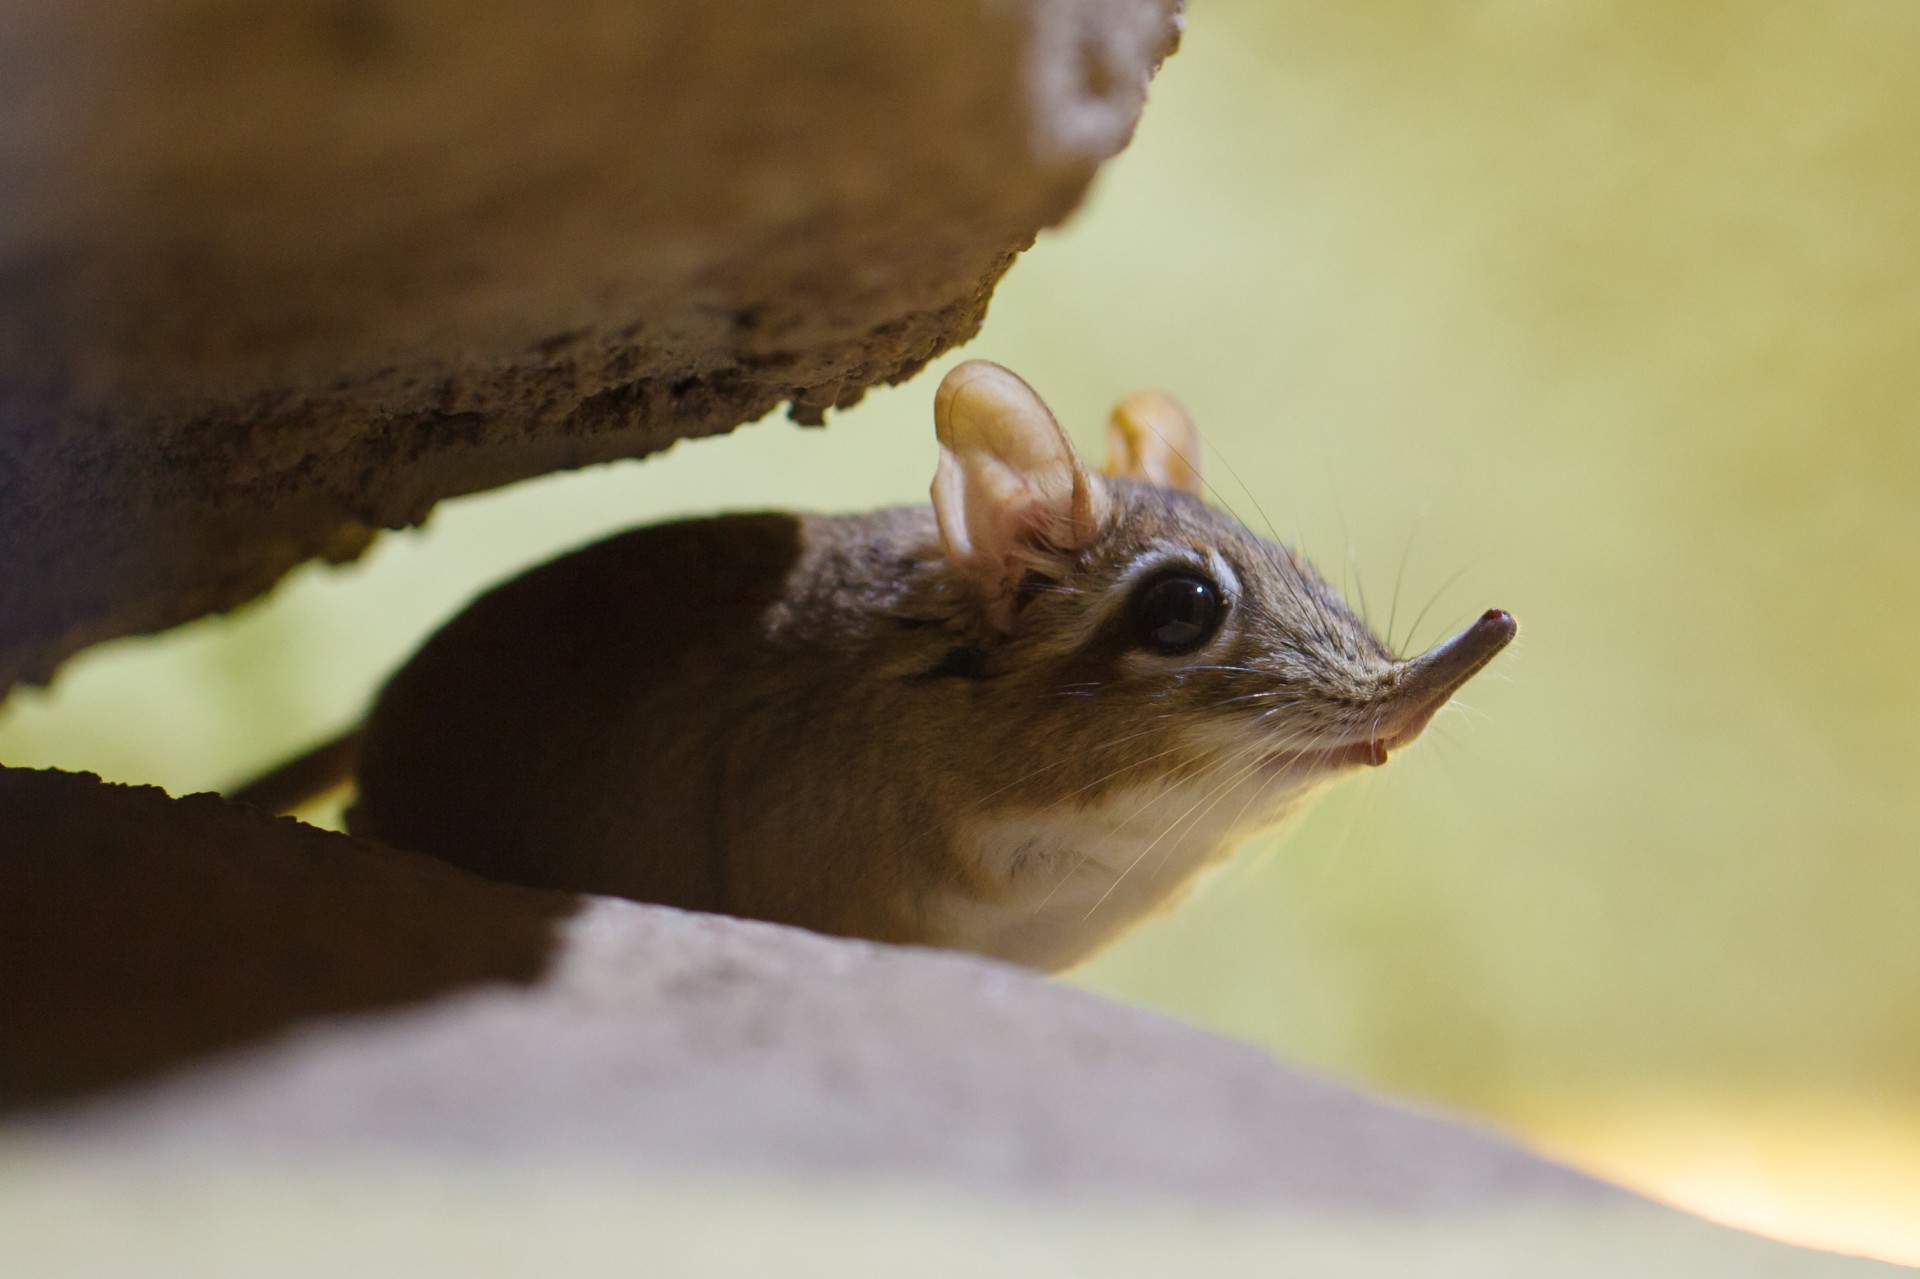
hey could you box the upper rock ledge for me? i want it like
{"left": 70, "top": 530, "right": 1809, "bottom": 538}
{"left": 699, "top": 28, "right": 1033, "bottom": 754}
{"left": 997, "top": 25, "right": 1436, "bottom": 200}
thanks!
{"left": 0, "top": 0, "right": 1182, "bottom": 691}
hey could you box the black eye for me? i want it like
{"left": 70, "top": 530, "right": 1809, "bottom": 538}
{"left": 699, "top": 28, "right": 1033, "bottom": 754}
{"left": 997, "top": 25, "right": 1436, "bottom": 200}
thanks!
{"left": 1130, "top": 573, "right": 1223, "bottom": 656}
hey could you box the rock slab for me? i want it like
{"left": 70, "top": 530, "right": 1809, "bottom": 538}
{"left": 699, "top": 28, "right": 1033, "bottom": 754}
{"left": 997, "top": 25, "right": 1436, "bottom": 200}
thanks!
{"left": 2, "top": 768, "right": 1903, "bottom": 1274}
{"left": 0, "top": 0, "right": 1182, "bottom": 690}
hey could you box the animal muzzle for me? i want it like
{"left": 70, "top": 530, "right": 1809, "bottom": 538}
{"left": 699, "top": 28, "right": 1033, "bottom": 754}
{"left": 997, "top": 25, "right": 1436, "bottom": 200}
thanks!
{"left": 1360, "top": 609, "right": 1518, "bottom": 761}
{"left": 1257, "top": 609, "right": 1517, "bottom": 773}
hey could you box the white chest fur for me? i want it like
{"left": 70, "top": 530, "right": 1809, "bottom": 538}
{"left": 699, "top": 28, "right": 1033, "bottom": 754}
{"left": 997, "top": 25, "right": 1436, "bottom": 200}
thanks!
{"left": 928, "top": 770, "right": 1320, "bottom": 971}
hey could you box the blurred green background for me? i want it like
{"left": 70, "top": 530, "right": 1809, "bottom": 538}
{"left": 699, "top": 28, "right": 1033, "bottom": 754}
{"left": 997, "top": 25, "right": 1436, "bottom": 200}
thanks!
{"left": 4, "top": 0, "right": 1916, "bottom": 1260}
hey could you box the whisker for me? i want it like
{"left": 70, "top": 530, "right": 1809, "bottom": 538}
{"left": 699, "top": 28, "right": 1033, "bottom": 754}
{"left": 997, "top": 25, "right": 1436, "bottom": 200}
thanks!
{"left": 1041, "top": 746, "right": 1240, "bottom": 910}
{"left": 1216, "top": 690, "right": 1304, "bottom": 707}
{"left": 1142, "top": 738, "right": 1288, "bottom": 883}
{"left": 1081, "top": 736, "right": 1276, "bottom": 921}
{"left": 1304, "top": 768, "right": 1379, "bottom": 902}
{"left": 1023, "top": 742, "right": 1212, "bottom": 910}
{"left": 1347, "top": 543, "right": 1372, "bottom": 631}
{"left": 1399, "top": 552, "right": 1493, "bottom": 654}
{"left": 1385, "top": 502, "right": 1433, "bottom": 655}
{"left": 1189, "top": 421, "right": 1283, "bottom": 545}
{"left": 886, "top": 716, "right": 1183, "bottom": 856}
{"left": 1124, "top": 407, "right": 1276, "bottom": 547}
{"left": 1080, "top": 709, "right": 1339, "bottom": 923}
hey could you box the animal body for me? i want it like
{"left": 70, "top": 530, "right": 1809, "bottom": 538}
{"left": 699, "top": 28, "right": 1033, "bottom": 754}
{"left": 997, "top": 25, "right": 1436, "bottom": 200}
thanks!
{"left": 236, "top": 361, "right": 1515, "bottom": 972}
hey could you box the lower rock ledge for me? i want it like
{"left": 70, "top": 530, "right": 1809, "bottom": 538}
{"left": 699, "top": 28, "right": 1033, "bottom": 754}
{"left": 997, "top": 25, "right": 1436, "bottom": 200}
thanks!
{"left": 0, "top": 768, "right": 1892, "bottom": 1273}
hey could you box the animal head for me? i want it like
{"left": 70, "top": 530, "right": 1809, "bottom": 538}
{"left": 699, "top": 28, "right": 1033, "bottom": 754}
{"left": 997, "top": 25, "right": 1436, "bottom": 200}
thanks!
{"left": 924, "top": 359, "right": 1514, "bottom": 805}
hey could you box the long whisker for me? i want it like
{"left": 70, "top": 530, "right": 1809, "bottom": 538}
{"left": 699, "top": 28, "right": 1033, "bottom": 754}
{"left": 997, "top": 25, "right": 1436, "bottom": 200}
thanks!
{"left": 1170, "top": 715, "right": 1333, "bottom": 859}
{"left": 1316, "top": 448, "right": 1366, "bottom": 626}
{"left": 1080, "top": 736, "right": 1274, "bottom": 921}
{"left": 1080, "top": 708, "right": 1336, "bottom": 923}
{"left": 1303, "top": 769, "right": 1378, "bottom": 902}
{"left": 1022, "top": 739, "right": 1216, "bottom": 910}
{"left": 1126, "top": 411, "right": 1276, "bottom": 546}
{"left": 1141, "top": 736, "right": 1290, "bottom": 885}
{"left": 1385, "top": 502, "right": 1432, "bottom": 655}
{"left": 1037, "top": 744, "right": 1238, "bottom": 912}
{"left": 1190, "top": 422, "right": 1283, "bottom": 545}
{"left": 1226, "top": 716, "right": 1363, "bottom": 893}
{"left": 1399, "top": 553, "right": 1493, "bottom": 655}
{"left": 1216, "top": 690, "right": 1305, "bottom": 707}
{"left": 887, "top": 715, "right": 1181, "bottom": 855}
{"left": 1347, "top": 543, "right": 1372, "bottom": 631}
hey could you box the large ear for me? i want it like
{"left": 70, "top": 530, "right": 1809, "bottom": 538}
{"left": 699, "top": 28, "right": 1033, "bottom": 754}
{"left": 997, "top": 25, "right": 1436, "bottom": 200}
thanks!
{"left": 1105, "top": 389, "right": 1204, "bottom": 497}
{"left": 931, "top": 360, "right": 1107, "bottom": 622}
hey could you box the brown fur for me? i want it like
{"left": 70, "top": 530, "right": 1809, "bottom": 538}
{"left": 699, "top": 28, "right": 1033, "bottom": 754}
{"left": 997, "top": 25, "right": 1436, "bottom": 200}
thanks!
{"left": 240, "top": 363, "right": 1513, "bottom": 970}
{"left": 341, "top": 480, "right": 1506, "bottom": 968}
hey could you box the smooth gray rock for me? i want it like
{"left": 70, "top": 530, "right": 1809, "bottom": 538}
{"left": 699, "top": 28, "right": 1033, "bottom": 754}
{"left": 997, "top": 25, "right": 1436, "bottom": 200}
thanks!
{"left": 1, "top": 768, "right": 1902, "bottom": 1274}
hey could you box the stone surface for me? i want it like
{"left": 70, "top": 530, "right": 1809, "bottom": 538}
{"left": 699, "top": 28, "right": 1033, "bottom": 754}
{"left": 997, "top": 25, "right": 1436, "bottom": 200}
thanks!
{"left": 0, "top": 0, "right": 1182, "bottom": 691}
{"left": 0, "top": 767, "right": 1589, "bottom": 1204}
{"left": 1, "top": 768, "right": 1902, "bottom": 1273}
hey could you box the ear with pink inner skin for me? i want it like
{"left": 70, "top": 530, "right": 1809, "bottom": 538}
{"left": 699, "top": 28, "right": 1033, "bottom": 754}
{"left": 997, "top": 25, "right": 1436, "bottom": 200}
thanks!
{"left": 1105, "top": 389, "right": 1204, "bottom": 496}
{"left": 931, "top": 360, "right": 1107, "bottom": 628}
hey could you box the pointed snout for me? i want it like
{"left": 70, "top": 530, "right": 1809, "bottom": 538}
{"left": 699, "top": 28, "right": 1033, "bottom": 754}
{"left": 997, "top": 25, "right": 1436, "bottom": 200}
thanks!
{"left": 1399, "top": 609, "right": 1516, "bottom": 708}
{"left": 1360, "top": 609, "right": 1516, "bottom": 762}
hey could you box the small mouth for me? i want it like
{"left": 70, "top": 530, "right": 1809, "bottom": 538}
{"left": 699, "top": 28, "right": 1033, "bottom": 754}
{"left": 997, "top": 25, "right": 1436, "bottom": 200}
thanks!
{"left": 1263, "top": 736, "right": 1391, "bottom": 775}
{"left": 1327, "top": 737, "right": 1393, "bottom": 769}
{"left": 1273, "top": 735, "right": 1392, "bottom": 774}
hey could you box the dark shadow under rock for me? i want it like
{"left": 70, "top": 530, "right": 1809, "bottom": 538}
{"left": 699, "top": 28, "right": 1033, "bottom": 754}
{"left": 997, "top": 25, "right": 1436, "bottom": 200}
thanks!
{"left": 0, "top": 768, "right": 579, "bottom": 1107}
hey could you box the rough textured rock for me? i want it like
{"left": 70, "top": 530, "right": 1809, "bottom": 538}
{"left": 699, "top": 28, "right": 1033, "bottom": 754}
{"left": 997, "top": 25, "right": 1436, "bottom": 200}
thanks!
{"left": 0, "top": 0, "right": 1182, "bottom": 691}
{"left": 1, "top": 767, "right": 1902, "bottom": 1277}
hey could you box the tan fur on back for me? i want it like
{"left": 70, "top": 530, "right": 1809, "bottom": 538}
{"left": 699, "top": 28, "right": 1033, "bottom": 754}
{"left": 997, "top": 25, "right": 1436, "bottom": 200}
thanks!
{"left": 344, "top": 414, "right": 1507, "bottom": 972}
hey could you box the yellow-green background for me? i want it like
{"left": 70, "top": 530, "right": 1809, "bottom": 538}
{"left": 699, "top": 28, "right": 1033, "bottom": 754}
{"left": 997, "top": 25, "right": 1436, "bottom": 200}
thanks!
{"left": 4, "top": 1, "right": 1915, "bottom": 1262}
